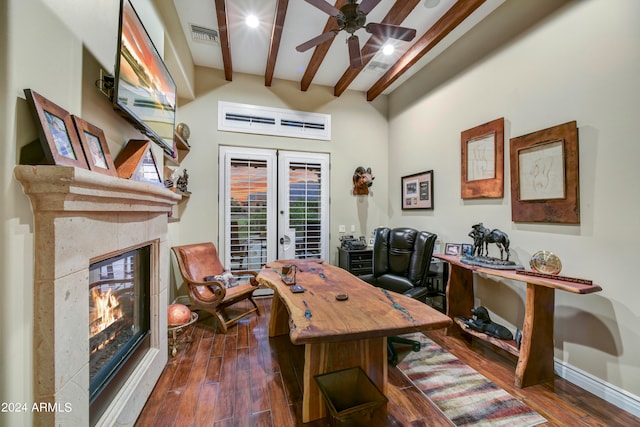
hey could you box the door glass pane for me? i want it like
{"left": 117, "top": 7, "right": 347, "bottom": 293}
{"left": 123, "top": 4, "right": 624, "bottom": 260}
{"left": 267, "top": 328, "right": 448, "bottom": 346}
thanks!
{"left": 288, "top": 161, "right": 323, "bottom": 259}
{"left": 229, "top": 158, "right": 268, "bottom": 270}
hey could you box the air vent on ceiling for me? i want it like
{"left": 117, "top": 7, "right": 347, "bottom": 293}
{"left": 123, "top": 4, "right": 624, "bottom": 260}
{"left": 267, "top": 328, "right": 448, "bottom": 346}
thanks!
{"left": 190, "top": 24, "right": 219, "bottom": 44}
{"left": 365, "top": 60, "right": 391, "bottom": 73}
{"left": 218, "top": 101, "right": 331, "bottom": 141}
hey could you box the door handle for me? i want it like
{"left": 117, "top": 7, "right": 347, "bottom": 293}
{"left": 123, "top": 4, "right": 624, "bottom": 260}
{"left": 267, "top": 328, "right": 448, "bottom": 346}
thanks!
{"left": 280, "top": 237, "right": 285, "bottom": 244}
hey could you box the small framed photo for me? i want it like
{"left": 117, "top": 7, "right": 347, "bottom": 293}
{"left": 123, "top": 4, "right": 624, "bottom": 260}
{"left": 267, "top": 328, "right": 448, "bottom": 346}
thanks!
{"left": 401, "top": 170, "right": 434, "bottom": 210}
{"left": 24, "top": 89, "right": 88, "bottom": 169}
{"left": 445, "top": 243, "right": 462, "bottom": 256}
{"left": 71, "top": 116, "right": 117, "bottom": 177}
{"left": 461, "top": 243, "right": 474, "bottom": 256}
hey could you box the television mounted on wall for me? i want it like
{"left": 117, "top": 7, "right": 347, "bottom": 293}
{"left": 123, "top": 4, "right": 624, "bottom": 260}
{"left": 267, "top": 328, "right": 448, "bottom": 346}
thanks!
{"left": 113, "top": 0, "right": 176, "bottom": 157}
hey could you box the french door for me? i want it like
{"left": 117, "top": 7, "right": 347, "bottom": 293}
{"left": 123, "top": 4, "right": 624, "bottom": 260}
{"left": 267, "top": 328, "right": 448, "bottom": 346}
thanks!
{"left": 218, "top": 146, "right": 329, "bottom": 271}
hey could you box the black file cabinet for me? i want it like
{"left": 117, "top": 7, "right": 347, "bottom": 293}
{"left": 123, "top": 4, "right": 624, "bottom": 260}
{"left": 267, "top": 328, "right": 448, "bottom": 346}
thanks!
{"left": 337, "top": 247, "right": 373, "bottom": 276}
{"left": 424, "top": 258, "right": 447, "bottom": 313}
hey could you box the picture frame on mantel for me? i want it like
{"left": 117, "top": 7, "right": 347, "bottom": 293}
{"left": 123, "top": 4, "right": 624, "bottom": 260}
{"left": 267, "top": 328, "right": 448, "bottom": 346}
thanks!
{"left": 23, "top": 89, "right": 89, "bottom": 169}
{"left": 461, "top": 117, "right": 504, "bottom": 199}
{"left": 114, "top": 139, "right": 164, "bottom": 187}
{"left": 510, "top": 121, "right": 580, "bottom": 224}
{"left": 71, "top": 116, "right": 117, "bottom": 177}
{"left": 401, "top": 170, "right": 434, "bottom": 210}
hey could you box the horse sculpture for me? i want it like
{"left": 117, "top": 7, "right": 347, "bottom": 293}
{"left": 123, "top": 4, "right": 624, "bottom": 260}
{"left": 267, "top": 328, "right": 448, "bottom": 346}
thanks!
{"left": 469, "top": 223, "right": 511, "bottom": 261}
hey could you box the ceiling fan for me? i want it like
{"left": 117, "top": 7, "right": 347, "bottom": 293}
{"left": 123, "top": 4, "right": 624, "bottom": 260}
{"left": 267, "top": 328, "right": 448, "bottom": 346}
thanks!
{"left": 296, "top": 0, "right": 417, "bottom": 68}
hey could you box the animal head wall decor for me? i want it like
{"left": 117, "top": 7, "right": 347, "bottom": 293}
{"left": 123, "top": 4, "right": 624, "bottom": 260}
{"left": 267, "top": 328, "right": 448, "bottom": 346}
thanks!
{"left": 352, "top": 166, "right": 374, "bottom": 195}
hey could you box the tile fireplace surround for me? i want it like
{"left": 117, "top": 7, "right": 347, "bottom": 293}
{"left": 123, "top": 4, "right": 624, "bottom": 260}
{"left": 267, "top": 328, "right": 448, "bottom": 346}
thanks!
{"left": 15, "top": 165, "right": 181, "bottom": 426}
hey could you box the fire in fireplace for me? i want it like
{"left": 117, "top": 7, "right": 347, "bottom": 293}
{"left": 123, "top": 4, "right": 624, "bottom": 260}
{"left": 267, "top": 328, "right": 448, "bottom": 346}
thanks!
{"left": 89, "top": 245, "right": 151, "bottom": 423}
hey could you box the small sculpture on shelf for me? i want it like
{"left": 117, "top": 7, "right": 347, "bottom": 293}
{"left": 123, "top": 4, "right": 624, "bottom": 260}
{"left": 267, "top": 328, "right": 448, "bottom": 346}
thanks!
{"left": 176, "top": 169, "right": 189, "bottom": 193}
{"left": 458, "top": 306, "right": 513, "bottom": 340}
{"left": 463, "top": 223, "right": 522, "bottom": 269}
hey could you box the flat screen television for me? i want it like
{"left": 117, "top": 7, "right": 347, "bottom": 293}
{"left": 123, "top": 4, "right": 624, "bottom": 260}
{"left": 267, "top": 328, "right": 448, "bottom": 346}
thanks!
{"left": 113, "top": 0, "right": 176, "bottom": 157}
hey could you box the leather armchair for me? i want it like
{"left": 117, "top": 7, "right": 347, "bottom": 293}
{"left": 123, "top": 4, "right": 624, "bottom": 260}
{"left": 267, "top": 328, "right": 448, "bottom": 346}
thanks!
{"left": 360, "top": 227, "right": 437, "bottom": 302}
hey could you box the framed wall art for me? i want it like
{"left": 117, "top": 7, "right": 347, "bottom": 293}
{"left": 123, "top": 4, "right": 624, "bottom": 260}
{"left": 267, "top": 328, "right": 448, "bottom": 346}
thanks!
{"left": 401, "top": 170, "right": 433, "bottom": 210}
{"left": 24, "top": 89, "right": 88, "bottom": 169}
{"left": 71, "top": 116, "right": 117, "bottom": 177}
{"left": 114, "top": 140, "right": 164, "bottom": 187}
{"left": 510, "top": 121, "right": 579, "bottom": 224}
{"left": 461, "top": 117, "right": 504, "bottom": 199}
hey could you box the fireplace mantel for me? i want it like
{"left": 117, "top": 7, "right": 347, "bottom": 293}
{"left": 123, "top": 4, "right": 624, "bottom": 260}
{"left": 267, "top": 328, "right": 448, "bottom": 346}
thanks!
{"left": 14, "top": 165, "right": 181, "bottom": 213}
{"left": 15, "top": 165, "right": 180, "bottom": 426}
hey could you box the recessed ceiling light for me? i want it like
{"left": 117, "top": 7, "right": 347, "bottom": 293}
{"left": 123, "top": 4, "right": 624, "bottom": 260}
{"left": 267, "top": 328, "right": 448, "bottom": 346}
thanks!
{"left": 382, "top": 44, "right": 394, "bottom": 55}
{"left": 246, "top": 14, "right": 259, "bottom": 28}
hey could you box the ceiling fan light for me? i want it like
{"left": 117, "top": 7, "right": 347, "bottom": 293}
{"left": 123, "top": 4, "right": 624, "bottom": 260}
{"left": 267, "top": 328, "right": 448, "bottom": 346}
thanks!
{"left": 245, "top": 14, "right": 259, "bottom": 28}
{"left": 382, "top": 44, "right": 394, "bottom": 56}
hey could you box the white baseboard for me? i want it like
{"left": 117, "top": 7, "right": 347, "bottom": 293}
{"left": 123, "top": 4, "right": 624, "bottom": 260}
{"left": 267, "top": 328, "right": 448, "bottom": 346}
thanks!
{"left": 555, "top": 359, "right": 640, "bottom": 418}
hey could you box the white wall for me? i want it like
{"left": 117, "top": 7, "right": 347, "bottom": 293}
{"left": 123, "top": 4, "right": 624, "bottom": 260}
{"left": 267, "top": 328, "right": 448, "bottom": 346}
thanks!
{"left": 172, "top": 69, "right": 389, "bottom": 273}
{"left": 389, "top": 0, "right": 640, "bottom": 399}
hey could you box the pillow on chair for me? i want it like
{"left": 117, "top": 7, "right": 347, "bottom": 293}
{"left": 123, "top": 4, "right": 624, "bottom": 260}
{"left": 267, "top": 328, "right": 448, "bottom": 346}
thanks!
{"left": 204, "top": 271, "right": 238, "bottom": 288}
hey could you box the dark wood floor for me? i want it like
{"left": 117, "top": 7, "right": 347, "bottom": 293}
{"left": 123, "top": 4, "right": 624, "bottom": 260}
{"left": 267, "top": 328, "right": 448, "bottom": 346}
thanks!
{"left": 136, "top": 296, "right": 639, "bottom": 426}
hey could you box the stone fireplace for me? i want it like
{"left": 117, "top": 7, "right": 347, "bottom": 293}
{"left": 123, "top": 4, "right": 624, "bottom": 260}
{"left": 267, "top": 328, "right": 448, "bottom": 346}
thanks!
{"left": 15, "top": 165, "right": 180, "bottom": 426}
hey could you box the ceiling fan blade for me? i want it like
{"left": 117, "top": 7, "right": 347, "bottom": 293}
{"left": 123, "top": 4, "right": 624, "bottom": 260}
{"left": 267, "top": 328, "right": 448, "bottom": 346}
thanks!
{"left": 358, "top": 0, "right": 382, "bottom": 15}
{"left": 304, "top": 0, "right": 341, "bottom": 17}
{"left": 347, "top": 35, "right": 362, "bottom": 68}
{"left": 366, "top": 23, "right": 417, "bottom": 42}
{"left": 296, "top": 31, "right": 338, "bottom": 52}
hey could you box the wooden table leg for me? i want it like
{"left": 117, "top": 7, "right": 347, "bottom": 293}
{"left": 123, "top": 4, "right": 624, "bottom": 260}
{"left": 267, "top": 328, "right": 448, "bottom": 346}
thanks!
{"left": 301, "top": 337, "right": 387, "bottom": 423}
{"left": 515, "top": 283, "right": 555, "bottom": 387}
{"left": 268, "top": 293, "right": 291, "bottom": 337}
{"left": 445, "top": 263, "right": 475, "bottom": 336}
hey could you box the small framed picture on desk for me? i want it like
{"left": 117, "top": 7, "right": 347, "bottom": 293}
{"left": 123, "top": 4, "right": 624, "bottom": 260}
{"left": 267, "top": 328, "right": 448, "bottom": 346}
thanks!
{"left": 445, "top": 243, "right": 462, "bottom": 256}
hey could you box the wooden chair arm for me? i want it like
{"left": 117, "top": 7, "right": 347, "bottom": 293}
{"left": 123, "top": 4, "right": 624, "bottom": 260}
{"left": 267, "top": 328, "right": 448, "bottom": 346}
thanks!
{"left": 231, "top": 270, "right": 259, "bottom": 287}
{"left": 186, "top": 279, "right": 226, "bottom": 303}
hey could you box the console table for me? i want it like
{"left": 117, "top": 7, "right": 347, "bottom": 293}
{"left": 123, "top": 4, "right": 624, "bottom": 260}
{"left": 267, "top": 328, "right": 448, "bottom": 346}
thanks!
{"left": 434, "top": 254, "right": 602, "bottom": 388}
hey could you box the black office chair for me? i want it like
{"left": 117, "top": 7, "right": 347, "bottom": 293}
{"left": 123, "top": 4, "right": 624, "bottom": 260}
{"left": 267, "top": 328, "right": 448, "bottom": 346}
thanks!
{"left": 360, "top": 227, "right": 437, "bottom": 365}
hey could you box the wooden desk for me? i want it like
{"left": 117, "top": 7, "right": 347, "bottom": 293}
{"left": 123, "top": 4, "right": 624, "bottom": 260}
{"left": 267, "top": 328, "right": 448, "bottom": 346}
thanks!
{"left": 257, "top": 259, "right": 452, "bottom": 423}
{"left": 434, "top": 254, "right": 602, "bottom": 388}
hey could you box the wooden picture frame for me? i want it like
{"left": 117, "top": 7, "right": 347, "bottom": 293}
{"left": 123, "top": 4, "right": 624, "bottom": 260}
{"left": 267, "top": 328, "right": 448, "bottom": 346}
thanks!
{"left": 114, "top": 139, "right": 164, "bottom": 187}
{"left": 461, "top": 117, "right": 504, "bottom": 199}
{"left": 445, "top": 243, "right": 462, "bottom": 256}
{"left": 510, "top": 121, "right": 579, "bottom": 223}
{"left": 401, "top": 170, "right": 433, "bottom": 210}
{"left": 71, "top": 116, "right": 117, "bottom": 177}
{"left": 24, "top": 89, "right": 88, "bottom": 169}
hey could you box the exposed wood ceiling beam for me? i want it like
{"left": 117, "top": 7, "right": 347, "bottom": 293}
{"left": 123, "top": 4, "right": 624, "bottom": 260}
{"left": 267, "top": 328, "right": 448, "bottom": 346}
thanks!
{"left": 215, "top": 0, "right": 233, "bottom": 81}
{"left": 334, "top": 0, "right": 420, "bottom": 97}
{"left": 265, "top": 0, "right": 289, "bottom": 87}
{"left": 367, "top": 0, "right": 486, "bottom": 101}
{"left": 300, "top": 0, "right": 347, "bottom": 92}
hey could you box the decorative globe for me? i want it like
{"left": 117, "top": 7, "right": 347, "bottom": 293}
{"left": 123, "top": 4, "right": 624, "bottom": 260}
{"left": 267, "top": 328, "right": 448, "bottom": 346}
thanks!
{"left": 168, "top": 303, "right": 191, "bottom": 325}
{"left": 176, "top": 122, "right": 190, "bottom": 140}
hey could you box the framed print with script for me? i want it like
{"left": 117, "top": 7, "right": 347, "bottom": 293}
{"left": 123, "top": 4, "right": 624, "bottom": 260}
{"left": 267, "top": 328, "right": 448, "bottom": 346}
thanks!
{"left": 461, "top": 117, "right": 504, "bottom": 199}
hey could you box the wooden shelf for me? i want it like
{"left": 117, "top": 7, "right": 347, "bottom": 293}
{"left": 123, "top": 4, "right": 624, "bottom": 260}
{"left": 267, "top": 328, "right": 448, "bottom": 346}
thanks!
{"left": 164, "top": 129, "right": 192, "bottom": 223}
{"left": 453, "top": 317, "right": 519, "bottom": 357}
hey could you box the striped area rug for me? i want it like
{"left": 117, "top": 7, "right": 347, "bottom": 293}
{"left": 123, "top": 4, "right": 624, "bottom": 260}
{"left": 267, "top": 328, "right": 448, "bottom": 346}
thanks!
{"left": 397, "top": 333, "right": 547, "bottom": 427}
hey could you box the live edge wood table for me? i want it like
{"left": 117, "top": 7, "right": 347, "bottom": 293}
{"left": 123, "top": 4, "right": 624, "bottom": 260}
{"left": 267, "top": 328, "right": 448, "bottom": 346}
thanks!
{"left": 434, "top": 254, "right": 602, "bottom": 388}
{"left": 257, "top": 259, "right": 452, "bottom": 423}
